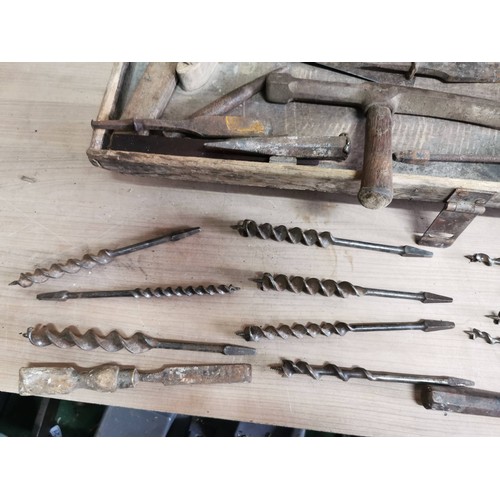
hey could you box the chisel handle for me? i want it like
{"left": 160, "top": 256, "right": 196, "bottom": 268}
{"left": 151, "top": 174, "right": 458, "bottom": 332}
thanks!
{"left": 358, "top": 104, "right": 393, "bottom": 209}
{"left": 19, "top": 365, "right": 137, "bottom": 395}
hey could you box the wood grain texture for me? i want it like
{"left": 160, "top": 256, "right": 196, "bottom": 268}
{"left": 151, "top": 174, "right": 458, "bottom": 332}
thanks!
{"left": 2, "top": 63, "right": 500, "bottom": 436}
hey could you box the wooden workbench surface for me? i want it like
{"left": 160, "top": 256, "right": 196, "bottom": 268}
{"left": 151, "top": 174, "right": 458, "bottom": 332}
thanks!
{"left": 1, "top": 63, "right": 500, "bottom": 436}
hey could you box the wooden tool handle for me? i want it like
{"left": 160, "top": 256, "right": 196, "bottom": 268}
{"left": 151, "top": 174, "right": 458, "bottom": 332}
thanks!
{"left": 358, "top": 104, "right": 394, "bottom": 209}
{"left": 19, "top": 365, "right": 137, "bottom": 395}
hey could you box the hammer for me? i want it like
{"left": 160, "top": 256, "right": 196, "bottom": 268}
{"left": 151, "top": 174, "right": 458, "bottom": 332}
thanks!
{"left": 266, "top": 73, "right": 500, "bottom": 209}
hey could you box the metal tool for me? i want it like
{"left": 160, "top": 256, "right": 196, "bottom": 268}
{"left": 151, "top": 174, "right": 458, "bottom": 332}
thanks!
{"left": 19, "top": 363, "right": 252, "bottom": 396}
{"left": 465, "top": 328, "right": 500, "bottom": 345}
{"left": 487, "top": 312, "right": 500, "bottom": 325}
{"left": 91, "top": 116, "right": 272, "bottom": 138}
{"left": 393, "top": 150, "right": 500, "bottom": 165}
{"left": 465, "top": 253, "right": 500, "bottom": 266}
{"left": 266, "top": 73, "right": 500, "bottom": 209}
{"left": 421, "top": 385, "right": 500, "bottom": 418}
{"left": 37, "top": 284, "right": 239, "bottom": 301}
{"left": 237, "top": 319, "right": 454, "bottom": 341}
{"left": 256, "top": 273, "right": 452, "bottom": 303}
{"left": 205, "top": 135, "right": 350, "bottom": 160}
{"left": 189, "top": 68, "right": 283, "bottom": 118}
{"left": 318, "top": 62, "right": 499, "bottom": 84}
{"left": 9, "top": 227, "right": 200, "bottom": 288}
{"left": 233, "top": 219, "right": 432, "bottom": 257}
{"left": 176, "top": 62, "right": 218, "bottom": 92}
{"left": 22, "top": 325, "right": 255, "bottom": 355}
{"left": 271, "top": 359, "right": 473, "bottom": 387}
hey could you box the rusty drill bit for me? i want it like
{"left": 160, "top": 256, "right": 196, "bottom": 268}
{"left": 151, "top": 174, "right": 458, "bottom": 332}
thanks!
{"left": 465, "top": 253, "right": 500, "bottom": 266}
{"left": 270, "top": 359, "right": 474, "bottom": 387}
{"left": 256, "top": 273, "right": 452, "bottom": 303}
{"left": 465, "top": 328, "right": 500, "bottom": 345}
{"left": 233, "top": 219, "right": 432, "bottom": 257}
{"left": 22, "top": 325, "right": 255, "bottom": 356}
{"left": 19, "top": 363, "right": 252, "bottom": 396}
{"left": 9, "top": 227, "right": 201, "bottom": 288}
{"left": 237, "top": 319, "right": 455, "bottom": 341}
{"left": 37, "top": 284, "right": 239, "bottom": 301}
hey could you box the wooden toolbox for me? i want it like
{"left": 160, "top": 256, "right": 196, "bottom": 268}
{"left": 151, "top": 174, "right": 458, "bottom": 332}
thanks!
{"left": 87, "top": 62, "right": 500, "bottom": 241}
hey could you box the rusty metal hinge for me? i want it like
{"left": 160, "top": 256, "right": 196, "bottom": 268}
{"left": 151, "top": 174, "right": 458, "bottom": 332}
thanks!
{"left": 417, "top": 189, "right": 496, "bottom": 248}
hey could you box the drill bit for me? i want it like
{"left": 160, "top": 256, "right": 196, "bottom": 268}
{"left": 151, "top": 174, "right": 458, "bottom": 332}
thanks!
{"left": 270, "top": 360, "right": 474, "bottom": 387}
{"left": 486, "top": 312, "right": 500, "bottom": 324}
{"left": 256, "top": 273, "right": 452, "bottom": 303}
{"left": 233, "top": 220, "right": 432, "bottom": 258}
{"left": 465, "top": 328, "right": 500, "bottom": 345}
{"left": 37, "top": 284, "right": 239, "bottom": 301}
{"left": 19, "top": 363, "right": 252, "bottom": 396}
{"left": 22, "top": 325, "right": 255, "bottom": 356}
{"left": 237, "top": 319, "right": 455, "bottom": 341}
{"left": 9, "top": 227, "right": 201, "bottom": 288}
{"left": 465, "top": 253, "right": 500, "bottom": 266}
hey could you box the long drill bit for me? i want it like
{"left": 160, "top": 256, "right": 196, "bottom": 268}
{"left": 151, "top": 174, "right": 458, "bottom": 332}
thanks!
{"left": 22, "top": 325, "right": 255, "bottom": 356}
{"left": 270, "top": 359, "right": 474, "bottom": 387}
{"left": 37, "top": 284, "right": 239, "bottom": 301}
{"left": 465, "top": 328, "right": 500, "bottom": 345}
{"left": 233, "top": 220, "right": 432, "bottom": 258}
{"left": 237, "top": 319, "right": 455, "bottom": 341}
{"left": 256, "top": 273, "right": 452, "bottom": 303}
{"left": 19, "top": 363, "right": 252, "bottom": 396}
{"left": 9, "top": 227, "right": 201, "bottom": 288}
{"left": 465, "top": 253, "right": 500, "bottom": 266}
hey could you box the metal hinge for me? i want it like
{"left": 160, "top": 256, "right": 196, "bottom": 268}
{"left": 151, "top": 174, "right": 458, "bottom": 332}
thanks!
{"left": 417, "top": 189, "right": 496, "bottom": 248}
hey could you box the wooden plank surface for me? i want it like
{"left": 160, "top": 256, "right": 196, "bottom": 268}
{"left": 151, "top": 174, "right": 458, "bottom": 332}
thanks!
{"left": 2, "top": 63, "right": 500, "bottom": 436}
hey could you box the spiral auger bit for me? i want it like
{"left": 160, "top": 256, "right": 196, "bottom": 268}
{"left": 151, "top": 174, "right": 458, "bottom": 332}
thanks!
{"left": 9, "top": 226, "right": 201, "bottom": 288}
{"left": 465, "top": 253, "right": 500, "bottom": 267}
{"left": 270, "top": 360, "right": 474, "bottom": 387}
{"left": 233, "top": 220, "right": 432, "bottom": 257}
{"left": 36, "top": 284, "right": 239, "bottom": 301}
{"left": 465, "top": 328, "right": 500, "bottom": 345}
{"left": 22, "top": 325, "right": 255, "bottom": 356}
{"left": 237, "top": 319, "right": 455, "bottom": 341}
{"left": 255, "top": 273, "right": 453, "bottom": 303}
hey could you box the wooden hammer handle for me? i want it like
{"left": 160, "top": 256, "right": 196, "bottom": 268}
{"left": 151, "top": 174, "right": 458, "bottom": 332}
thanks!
{"left": 358, "top": 105, "right": 393, "bottom": 209}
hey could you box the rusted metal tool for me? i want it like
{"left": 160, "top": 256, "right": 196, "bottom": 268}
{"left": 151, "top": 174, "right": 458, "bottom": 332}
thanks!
{"left": 189, "top": 68, "right": 283, "bottom": 118}
{"left": 233, "top": 219, "right": 432, "bottom": 257}
{"left": 9, "top": 227, "right": 200, "bottom": 288}
{"left": 22, "top": 325, "right": 255, "bottom": 355}
{"left": 237, "top": 319, "right": 454, "bottom": 341}
{"left": 266, "top": 72, "right": 500, "bottom": 209}
{"left": 465, "top": 253, "right": 500, "bottom": 266}
{"left": 205, "top": 135, "right": 350, "bottom": 160}
{"left": 271, "top": 359, "right": 473, "bottom": 387}
{"left": 421, "top": 385, "right": 500, "bottom": 418}
{"left": 256, "top": 273, "right": 452, "bottom": 303}
{"left": 91, "top": 116, "right": 272, "bottom": 138}
{"left": 19, "top": 363, "right": 252, "bottom": 396}
{"left": 319, "top": 62, "right": 499, "bottom": 84}
{"left": 37, "top": 284, "right": 239, "bottom": 301}
{"left": 465, "top": 328, "right": 500, "bottom": 345}
{"left": 393, "top": 150, "right": 500, "bottom": 165}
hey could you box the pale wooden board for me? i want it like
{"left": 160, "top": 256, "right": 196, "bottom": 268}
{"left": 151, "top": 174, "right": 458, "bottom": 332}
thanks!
{"left": 2, "top": 63, "right": 500, "bottom": 436}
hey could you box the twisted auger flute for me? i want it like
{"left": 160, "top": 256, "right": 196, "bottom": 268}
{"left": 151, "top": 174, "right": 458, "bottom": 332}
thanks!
{"left": 9, "top": 227, "right": 201, "bottom": 287}
{"left": 237, "top": 319, "right": 455, "bottom": 341}
{"left": 255, "top": 273, "right": 453, "bottom": 303}
{"left": 22, "top": 325, "right": 256, "bottom": 356}
{"left": 36, "top": 284, "right": 239, "bottom": 301}
{"left": 465, "top": 328, "right": 500, "bottom": 345}
{"left": 271, "top": 360, "right": 474, "bottom": 387}
{"left": 466, "top": 253, "right": 500, "bottom": 267}
{"left": 233, "top": 220, "right": 432, "bottom": 258}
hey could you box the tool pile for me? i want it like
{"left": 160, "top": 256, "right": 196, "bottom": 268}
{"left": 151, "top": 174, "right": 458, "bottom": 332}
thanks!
{"left": 11, "top": 62, "right": 500, "bottom": 424}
